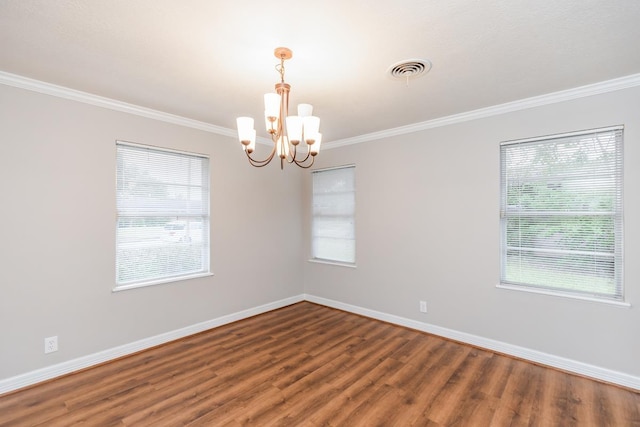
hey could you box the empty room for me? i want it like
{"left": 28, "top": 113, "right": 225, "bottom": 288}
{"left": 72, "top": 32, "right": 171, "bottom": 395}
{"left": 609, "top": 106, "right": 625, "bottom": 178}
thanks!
{"left": 1, "top": 1, "right": 639, "bottom": 425}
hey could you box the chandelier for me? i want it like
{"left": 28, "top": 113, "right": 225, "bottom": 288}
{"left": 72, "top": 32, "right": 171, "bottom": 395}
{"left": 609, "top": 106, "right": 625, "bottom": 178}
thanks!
{"left": 236, "top": 47, "right": 322, "bottom": 169}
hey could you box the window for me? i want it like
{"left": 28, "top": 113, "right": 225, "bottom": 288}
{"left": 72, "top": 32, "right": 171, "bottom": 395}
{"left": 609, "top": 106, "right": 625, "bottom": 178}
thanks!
{"left": 115, "top": 142, "right": 210, "bottom": 290}
{"left": 311, "top": 165, "right": 356, "bottom": 264}
{"left": 500, "top": 126, "right": 623, "bottom": 301}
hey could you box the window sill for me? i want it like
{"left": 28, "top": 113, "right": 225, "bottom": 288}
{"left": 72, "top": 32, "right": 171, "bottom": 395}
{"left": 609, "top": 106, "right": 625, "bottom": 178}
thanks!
{"left": 113, "top": 272, "right": 214, "bottom": 292}
{"left": 308, "top": 259, "right": 357, "bottom": 269}
{"left": 496, "top": 283, "right": 631, "bottom": 307}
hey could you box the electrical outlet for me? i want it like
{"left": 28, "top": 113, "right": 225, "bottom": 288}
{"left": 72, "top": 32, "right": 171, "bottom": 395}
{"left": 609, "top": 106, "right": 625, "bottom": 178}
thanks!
{"left": 419, "top": 300, "right": 427, "bottom": 313}
{"left": 44, "top": 336, "right": 58, "bottom": 354}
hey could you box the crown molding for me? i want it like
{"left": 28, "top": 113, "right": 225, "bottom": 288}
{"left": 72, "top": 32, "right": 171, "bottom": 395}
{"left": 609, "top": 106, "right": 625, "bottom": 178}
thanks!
{"left": 324, "top": 72, "right": 640, "bottom": 150}
{"left": 0, "top": 71, "right": 237, "bottom": 138}
{"left": 3, "top": 71, "right": 640, "bottom": 149}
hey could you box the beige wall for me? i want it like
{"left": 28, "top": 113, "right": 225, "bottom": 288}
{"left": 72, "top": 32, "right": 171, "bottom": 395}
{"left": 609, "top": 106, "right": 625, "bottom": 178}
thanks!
{"left": 303, "top": 86, "right": 640, "bottom": 377}
{"left": 2, "top": 79, "right": 638, "bottom": 384}
{"left": 0, "top": 85, "right": 304, "bottom": 379}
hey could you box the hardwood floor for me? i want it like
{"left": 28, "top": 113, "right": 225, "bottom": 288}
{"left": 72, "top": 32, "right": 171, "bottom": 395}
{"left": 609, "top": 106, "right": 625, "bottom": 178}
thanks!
{"left": 1, "top": 302, "right": 639, "bottom": 426}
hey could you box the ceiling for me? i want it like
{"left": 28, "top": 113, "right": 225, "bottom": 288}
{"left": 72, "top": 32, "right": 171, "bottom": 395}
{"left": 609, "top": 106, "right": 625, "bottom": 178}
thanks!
{"left": 2, "top": 0, "right": 640, "bottom": 146}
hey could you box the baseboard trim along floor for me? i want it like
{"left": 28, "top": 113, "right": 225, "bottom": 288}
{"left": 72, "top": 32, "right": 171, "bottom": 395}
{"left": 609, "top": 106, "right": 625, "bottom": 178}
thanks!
{"left": 0, "top": 295, "right": 305, "bottom": 395}
{"left": 1, "top": 293, "right": 638, "bottom": 395}
{"left": 304, "top": 294, "right": 640, "bottom": 391}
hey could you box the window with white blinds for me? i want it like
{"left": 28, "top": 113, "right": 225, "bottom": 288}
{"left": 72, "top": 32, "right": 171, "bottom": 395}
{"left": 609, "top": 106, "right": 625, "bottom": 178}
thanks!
{"left": 500, "top": 126, "right": 623, "bottom": 301}
{"left": 311, "top": 165, "right": 356, "bottom": 264}
{"left": 116, "top": 142, "right": 210, "bottom": 289}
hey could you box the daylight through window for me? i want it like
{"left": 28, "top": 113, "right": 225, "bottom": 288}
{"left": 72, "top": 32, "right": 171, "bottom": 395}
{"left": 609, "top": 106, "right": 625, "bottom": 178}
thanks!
{"left": 311, "top": 165, "right": 356, "bottom": 264}
{"left": 499, "top": 126, "right": 623, "bottom": 301}
{"left": 116, "top": 142, "right": 210, "bottom": 289}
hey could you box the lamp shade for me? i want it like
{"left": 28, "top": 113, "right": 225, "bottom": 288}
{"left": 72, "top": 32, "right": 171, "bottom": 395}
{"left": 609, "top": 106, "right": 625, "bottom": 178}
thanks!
{"left": 310, "top": 133, "right": 322, "bottom": 155}
{"left": 286, "top": 116, "right": 303, "bottom": 144}
{"left": 264, "top": 93, "right": 281, "bottom": 119}
{"left": 236, "top": 117, "right": 255, "bottom": 143}
{"left": 303, "top": 116, "right": 320, "bottom": 143}
{"left": 247, "top": 129, "right": 256, "bottom": 152}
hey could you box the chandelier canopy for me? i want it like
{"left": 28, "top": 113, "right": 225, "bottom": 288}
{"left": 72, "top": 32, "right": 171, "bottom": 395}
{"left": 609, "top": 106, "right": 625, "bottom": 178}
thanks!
{"left": 236, "top": 47, "right": 322, "bottom": 169}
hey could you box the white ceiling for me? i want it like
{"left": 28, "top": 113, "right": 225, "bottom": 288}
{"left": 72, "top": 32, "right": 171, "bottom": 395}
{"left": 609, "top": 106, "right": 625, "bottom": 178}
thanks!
{"left": 2, "top": 0, "right": 640, "bottom": 145}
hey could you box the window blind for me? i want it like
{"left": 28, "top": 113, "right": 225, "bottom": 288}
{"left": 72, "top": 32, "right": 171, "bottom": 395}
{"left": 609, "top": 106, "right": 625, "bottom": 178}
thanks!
{"left": 312, "top": 166, "right": 356, "bottom": 264}
{"left": 500, "top": 127, "right": 623, "bottom": 300}
{"left": 116, "top": 142, "right": 210, "bottom": 287}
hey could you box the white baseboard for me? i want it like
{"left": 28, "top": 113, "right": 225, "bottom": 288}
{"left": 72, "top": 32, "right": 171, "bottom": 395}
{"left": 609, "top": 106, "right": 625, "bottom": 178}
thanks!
{"left": 304, "top": 294, "right": 640, "bottom": 391}
{"left": 3, "top": 293, "right": 638, "bottom": 395}
{"left": 0, "top": 295, "right": 304, "bottom": 395}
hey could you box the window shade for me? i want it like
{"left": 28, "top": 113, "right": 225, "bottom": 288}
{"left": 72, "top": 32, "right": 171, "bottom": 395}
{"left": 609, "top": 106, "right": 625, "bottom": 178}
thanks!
{"left": 312, "top": 166, "right": 356, "bottom": 264}
{"left": 116, "top": 142, "right": 210, "bottom": 287}
{"left": 500, "top": 127, "right": 623, "bottom": 300}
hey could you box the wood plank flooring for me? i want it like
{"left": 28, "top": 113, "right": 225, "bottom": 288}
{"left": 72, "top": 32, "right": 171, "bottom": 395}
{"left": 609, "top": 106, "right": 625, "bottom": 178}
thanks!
{"left": 1, "top": 302, "right": 639, "bottom": 426}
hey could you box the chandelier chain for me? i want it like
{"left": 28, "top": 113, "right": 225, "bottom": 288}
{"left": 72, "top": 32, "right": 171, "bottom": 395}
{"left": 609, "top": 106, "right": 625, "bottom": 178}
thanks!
{"left": 276, "top": 58, "right": 286, "bottom": 83}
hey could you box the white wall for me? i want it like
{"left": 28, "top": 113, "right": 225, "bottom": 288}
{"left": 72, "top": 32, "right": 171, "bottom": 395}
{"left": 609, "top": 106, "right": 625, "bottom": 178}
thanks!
{"left": 303, "top": 86, "right": 640, "bottom": 378}
{"left": 0, "top": 84, "right": 304, "bottom": 379}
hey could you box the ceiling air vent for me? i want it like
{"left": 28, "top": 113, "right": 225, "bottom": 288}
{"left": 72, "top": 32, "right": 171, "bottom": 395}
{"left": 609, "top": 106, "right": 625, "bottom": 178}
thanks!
{"left": 387, "top": 59, "right": 432, "bottom": 80}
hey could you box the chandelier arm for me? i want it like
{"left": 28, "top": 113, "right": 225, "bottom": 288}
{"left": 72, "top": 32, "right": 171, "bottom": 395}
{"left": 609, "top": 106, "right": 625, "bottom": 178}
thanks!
{"left": 286, "top": 141, "right": 313, "bottom": 165}
{"left": 293, "top": 148, "right": 312, "bottom": 165}
{"left": 285, "top": 143, "right": 314, "bottom": 168}
{"left": 247, "top": 156, "right": 275, "bottom": 167}
{"left": 284, "top": 142, "right": 298, "bottom": 164}
{"left": 245, "top": 144, "right": 277, "bottom": 167}
{"left": 293, "top": 156, "right": 316, "bottom": 169}
{"left": 283, "top": 142, "right": 312, "bottom": 165}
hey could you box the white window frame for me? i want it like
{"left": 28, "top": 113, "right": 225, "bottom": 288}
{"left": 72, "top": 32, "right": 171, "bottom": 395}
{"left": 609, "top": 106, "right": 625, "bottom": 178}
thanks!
{"left": 115, "top": 141, "right": 211, "bottom": 291}
{"left": 498, "top": 126, "right": 625, "bottom": 305}
{"left": 310, "top": 165, "right": 356, "bottom": 266}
